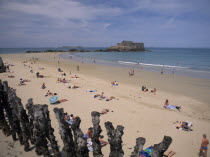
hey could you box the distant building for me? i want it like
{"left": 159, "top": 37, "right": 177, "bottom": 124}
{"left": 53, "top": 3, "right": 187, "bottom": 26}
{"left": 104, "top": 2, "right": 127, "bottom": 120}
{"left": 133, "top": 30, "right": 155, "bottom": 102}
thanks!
{"left": 108, "top": 41, "right": 145, "bottom": 51}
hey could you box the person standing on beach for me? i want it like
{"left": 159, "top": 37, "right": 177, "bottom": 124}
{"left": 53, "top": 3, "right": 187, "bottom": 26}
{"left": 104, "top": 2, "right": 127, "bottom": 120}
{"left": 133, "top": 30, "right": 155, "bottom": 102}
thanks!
{"left": 77, "top": 65, "right": 79, "bottom": 71}
{"left": 199, "top": 134, "right": 209, "bottom": 157}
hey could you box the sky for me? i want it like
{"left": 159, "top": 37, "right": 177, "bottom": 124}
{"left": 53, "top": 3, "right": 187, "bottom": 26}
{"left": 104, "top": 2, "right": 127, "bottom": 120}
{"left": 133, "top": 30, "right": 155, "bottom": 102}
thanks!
{"left": 0, "top": 0, "right": 210, "bottom": 48}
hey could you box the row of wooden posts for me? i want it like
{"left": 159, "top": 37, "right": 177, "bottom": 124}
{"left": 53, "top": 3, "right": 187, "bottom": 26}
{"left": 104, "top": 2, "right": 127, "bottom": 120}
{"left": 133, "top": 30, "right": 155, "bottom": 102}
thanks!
{"left": 0, "top": 79, "right": 172, "bottom": 157}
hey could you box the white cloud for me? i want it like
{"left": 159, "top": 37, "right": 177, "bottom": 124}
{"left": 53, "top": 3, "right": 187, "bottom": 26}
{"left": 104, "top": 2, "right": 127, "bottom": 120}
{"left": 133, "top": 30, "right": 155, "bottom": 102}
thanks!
{"left": 2, "top": 0, "right": 122, "bottom": 21}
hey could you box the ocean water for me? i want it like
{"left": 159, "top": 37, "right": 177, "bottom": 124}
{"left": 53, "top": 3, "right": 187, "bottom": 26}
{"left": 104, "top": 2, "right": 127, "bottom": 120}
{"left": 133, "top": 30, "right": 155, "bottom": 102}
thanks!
{"left": 60, "top": 48, "right": 210, "bottom": 79}
{"left": 1, "top": 47, "right": 210, "bottom": 79}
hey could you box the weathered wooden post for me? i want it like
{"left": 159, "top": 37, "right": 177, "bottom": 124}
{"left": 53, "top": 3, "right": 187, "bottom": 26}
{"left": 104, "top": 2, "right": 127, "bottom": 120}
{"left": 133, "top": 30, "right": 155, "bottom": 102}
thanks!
{"left": 131, "top": 137, "right": 146, "bottom": 157}
{"left": 0, "top": 57, "right": 6, "bottom": 73}
{"left": 104, "top": 122, "right": 124, "bottom": 157}
{"left": 71, "top": 116, "right": 89, "bottom": 157}
{"left": 91, "top": 111, "right": 103, "bottom": 157}
{"left": 152, "top": 136, "right": 172, "bottom": 157}
{"left": 54, "top": 108, "right": 76, "bottom": 157}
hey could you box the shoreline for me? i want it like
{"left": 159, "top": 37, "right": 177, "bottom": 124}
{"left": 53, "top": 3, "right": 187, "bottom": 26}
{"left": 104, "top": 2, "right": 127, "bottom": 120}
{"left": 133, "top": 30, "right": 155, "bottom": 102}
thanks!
{"left": 59, "top": 52, "right": 210, "bottom": 80}
{"left": 0, "top": 52, "right": 210, "bottom": 157}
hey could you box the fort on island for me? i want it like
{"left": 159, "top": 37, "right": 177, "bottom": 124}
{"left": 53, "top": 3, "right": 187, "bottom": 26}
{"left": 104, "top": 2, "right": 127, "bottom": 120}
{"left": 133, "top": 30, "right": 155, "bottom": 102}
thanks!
{"left": 107, "top": 40, "right": 145, "bottom": 52}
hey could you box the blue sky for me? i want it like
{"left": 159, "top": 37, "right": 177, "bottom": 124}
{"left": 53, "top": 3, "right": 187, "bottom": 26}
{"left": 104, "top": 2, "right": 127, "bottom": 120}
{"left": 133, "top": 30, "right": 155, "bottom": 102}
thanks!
{"left": 0, "top": 0, "right": 210, "bottom": 48}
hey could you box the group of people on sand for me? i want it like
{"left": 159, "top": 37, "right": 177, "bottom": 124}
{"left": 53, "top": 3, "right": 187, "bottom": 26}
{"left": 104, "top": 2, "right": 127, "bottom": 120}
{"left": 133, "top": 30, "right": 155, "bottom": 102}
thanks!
{"left": 45, "top": 90, "right": 57, "bottom": 97}
{"left": 36, "top": 72, "right": 44, "bottom": 78}
{"left": 129, "top": 69, "right": 135, "bottom": 76}
{"left": 57, "top": 78, "right": 69, "bottom": 83}
{"left": 142, "top": 86, "right": 157, "bottom": 95}
{"left": 175, "top": 120, "right": 193, "bottom": 131}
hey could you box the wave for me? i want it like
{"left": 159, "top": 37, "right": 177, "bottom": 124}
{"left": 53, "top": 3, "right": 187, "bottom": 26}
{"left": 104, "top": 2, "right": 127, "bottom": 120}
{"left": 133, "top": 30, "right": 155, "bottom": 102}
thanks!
{"left": 118, "top": 61, "right": 188, "bottom": 69}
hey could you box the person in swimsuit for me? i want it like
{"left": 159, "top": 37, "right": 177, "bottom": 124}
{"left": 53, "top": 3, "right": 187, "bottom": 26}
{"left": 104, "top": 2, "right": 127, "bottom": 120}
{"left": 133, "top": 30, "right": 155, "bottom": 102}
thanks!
{"left": 199, "top": 134, "right": 209, "bottom": 157}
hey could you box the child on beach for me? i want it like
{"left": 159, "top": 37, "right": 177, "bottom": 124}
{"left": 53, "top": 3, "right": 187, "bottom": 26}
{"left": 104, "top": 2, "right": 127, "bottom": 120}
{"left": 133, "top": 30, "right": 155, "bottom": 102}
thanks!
{"left": 42, "top": 83, "right": 46, "bottom": 89}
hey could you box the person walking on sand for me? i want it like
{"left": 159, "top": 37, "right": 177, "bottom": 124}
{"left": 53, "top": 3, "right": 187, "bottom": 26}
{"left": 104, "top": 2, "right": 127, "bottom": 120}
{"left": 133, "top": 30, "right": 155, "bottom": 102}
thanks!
{"left": 199, "top": 134, "right": 209, "bottom": 157}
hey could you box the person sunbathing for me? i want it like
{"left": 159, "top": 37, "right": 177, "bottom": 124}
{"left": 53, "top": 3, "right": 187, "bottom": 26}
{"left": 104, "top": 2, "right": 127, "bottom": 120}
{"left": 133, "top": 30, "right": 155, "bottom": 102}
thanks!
{"left": 45, "top": 90, "right": 53, "bottom": 96}
{"left": 58, "top": 99, "right": 68, "bottom": 103}
{"left": 72, "top": 85, "right": 80, "bottom": 89}
{"left": 106, "top": 96, "right": 116, "bottom": 101}
{"left": 99, "top": 92, "right": 106, "bottom": 99}
{"left": 94, "top": 94, "right": 100, "bottom": 98}
{"left": 8, "top": 75, "right": 15, "bottom": 78}
{"left": 151, "top": 88, "right": 157, "bottom": 95}
{"left": 62, "top": 78, "right": 66, "bottom": 83}
{"left": 164, "top": 99, "right": 181, "bottom": 111}
{"left": 100, "top": 109, "right": 110, "bottom": 114}
{"left": 23, "top": 79, "right": 30, "bottom": 82}
{"left": 163, "top": 150, "right": 176, "bottom": 157}
{"left": 72, "top": 75, "right": 79, "bottom": 78}
{"left": 111, "top": 81, "right": 118, "bottom": 86}
{"left": 175, "top": 121, "right": 192, "bottom": 131}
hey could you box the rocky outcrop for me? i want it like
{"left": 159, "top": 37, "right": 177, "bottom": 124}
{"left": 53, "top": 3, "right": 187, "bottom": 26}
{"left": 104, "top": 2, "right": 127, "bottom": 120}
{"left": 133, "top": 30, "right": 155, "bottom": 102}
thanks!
{"left": 107, "top": 41, "right": 145, "bottom": 52}
{"left": 0, "top": 57, "right": 6, "bottom": 73}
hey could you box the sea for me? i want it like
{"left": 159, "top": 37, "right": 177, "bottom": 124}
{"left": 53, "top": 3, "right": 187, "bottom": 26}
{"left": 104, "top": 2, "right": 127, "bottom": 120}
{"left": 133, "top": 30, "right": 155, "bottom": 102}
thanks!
{"left": 1, "top": 47, "right": 210, "bottom": 79}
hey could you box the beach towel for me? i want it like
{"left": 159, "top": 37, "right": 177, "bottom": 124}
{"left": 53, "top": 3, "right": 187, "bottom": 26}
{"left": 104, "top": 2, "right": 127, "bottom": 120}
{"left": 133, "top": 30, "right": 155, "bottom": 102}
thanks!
{"left": 166, "top": 105, "right": 177, "bottom": 109}
{"left": 140, "top": 146, "right": 152, "bottom": 157}
{"left": 86, "top": 90, "right": 97, "bottom": 92}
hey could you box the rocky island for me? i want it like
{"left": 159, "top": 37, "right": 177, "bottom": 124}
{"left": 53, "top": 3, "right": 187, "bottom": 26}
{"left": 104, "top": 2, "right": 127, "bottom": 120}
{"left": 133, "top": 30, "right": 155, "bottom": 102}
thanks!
{"left": 107, "top": 41, "right": 145, "bottom": 52}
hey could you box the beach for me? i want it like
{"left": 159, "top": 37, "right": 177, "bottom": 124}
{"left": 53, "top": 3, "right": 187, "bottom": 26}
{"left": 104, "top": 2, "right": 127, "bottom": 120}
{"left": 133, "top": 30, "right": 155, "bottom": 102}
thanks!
{"left": 0, "top": 52, "right": 210, "bottom": 157}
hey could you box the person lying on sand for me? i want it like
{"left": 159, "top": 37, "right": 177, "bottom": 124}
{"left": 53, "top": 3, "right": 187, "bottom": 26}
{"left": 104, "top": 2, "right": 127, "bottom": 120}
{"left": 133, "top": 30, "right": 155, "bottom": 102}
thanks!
{"left": 163, "top": 150, "right": 176, "bottom": 157}
{"left": 100, "top": 109, "right": 114, "bottom": 115}
{"left": 23, "top": 79, "right": 30, "bottom": 82}
{"left": 94, "top": 94, "right": 100, "bottom": 98}
{"left": 8, "top": 75, "right": 15, "bottom": 78}
{"left": 45, "top": 90, "right": 53, "bottom": 97}
{"left": 111, "top": 81, "right": 118, "bottom": 86}
{"left": 164, "top": 99, "right": 181, "bottom": 111}
{"left": 151, "top": 88, "right": 157, "bottom": 95}
{"left": 106, "top": 96, "right": 116, "bottom": 101}
{"left": 71, "top": 75, "right": 79, "bottom": 78}
{"left": 72, "top": 85, "right": 80, "bottom": 89}
{"left": 58, "top": 99, "right": 68, "bottom": 103}
{"left": 175, "top": 121, "right": 193, "bottom": 131}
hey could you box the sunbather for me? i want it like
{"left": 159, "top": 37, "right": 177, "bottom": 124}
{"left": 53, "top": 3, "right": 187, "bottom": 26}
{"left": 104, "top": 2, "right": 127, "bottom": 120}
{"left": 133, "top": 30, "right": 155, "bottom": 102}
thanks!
{"left": 106, "top": 96, "right": 116, "bottom": 101}
{"left": 163, "top": 150, "right": 176, "bottom": 157}
{"left": 175, "top": 121, "right": 193, "bottom": 131}
{"left": 164, "top": 99, "right": 181, "bottom": 111}
{"left": 72, "top": 85, "right": 80, "bottom": 89}
{"left": 151, "top": 88, "right": 157, "bottom": 95}
{"left": 71, "top": 75, "right": 79, "bottom": 78}
{"left": 8, "top": 75, "right": 15, "bottom": 78}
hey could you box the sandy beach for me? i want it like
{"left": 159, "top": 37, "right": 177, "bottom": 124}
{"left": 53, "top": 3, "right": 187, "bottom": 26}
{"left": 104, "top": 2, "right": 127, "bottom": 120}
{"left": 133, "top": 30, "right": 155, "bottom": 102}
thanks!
{"left": 0, "top": 52, "right": 210, "bottom": 157}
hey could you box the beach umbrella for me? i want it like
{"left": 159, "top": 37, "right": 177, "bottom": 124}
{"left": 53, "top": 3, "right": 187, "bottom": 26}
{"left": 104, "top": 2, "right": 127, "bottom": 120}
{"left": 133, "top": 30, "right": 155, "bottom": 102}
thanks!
{"left": 49, "top": 96, "right": 59, "bottom": 104}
